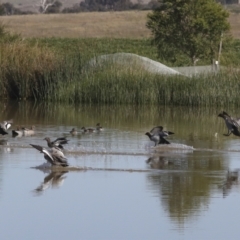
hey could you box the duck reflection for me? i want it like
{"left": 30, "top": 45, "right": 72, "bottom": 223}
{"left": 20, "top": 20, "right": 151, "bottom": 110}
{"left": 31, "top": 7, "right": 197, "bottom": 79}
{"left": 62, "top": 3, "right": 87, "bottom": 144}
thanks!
{"left": 33, "top": 170, "right": 68, "bottom": 196}
{"left": 0, "top": 140, "right": 13, "bottom": 153}
{"left": 222, "top": 170, "right": 239, "bottom": 198}
{"left": 0, "top": 139, "right": 8, "bottom": 145}
{"left": 146, "top": 156, "right": 173, "bottom": 169}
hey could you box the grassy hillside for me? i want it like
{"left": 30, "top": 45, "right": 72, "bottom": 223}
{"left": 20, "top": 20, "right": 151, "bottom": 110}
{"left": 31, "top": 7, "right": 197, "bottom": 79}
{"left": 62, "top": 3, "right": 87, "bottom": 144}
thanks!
{"left": 0, "top": 11, "right": 239, "bottom": 39}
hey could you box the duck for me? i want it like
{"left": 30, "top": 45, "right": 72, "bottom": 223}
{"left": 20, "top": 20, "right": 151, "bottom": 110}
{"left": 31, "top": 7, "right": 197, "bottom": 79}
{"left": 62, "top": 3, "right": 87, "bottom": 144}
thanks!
{"left": 218, "top": 111, "right": 240, "bottom": 136}
{"left": 44, "top": 137, "right": 69, "bottom": 149}
{"left": 0, "top": 119, "right": 13, "bottom": 135}
{"left": 145, "top": 126, "right": 174, "bottom": 146}
{"left": 81, "top": 127, "right": 95, "bottom": 133}
{"left": 145, "top": 132, "right": 160, "bottom": 146}
{"left": 150, "top": 126, "right": 174, "bottom": 137}
{"left": 145, "top": 132, "right": 170, "bottom": 146}
{"left": 70, "top": 128, "right": 77, "bottom": 136}
{"left": 96, "top": 123, "right": 103, "bottom": 131}
{"left": 12, "top": 126, "right": 23, "bottom": 137}
{"left": 30, "top": 144, "right": 69, "bottom": 167}
{"left": 81, "top": 123, "right": 103, "bottom": 133}
{"left": 23, "top": 126, "right": 35, "bottom": 136}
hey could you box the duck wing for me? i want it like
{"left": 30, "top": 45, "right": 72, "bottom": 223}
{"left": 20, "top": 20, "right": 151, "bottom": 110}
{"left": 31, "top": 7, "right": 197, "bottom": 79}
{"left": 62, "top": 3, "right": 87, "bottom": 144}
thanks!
{"left": 1, "top": 119, "right": 13, "bottom": 130}
{"left": 221, "top": 111, "right": 240, "bottom": 128}
{"left": 52, "top": 137, "right": 69, "bottom": 145}
{"left": 232, "top": 127, "right": 240, "bottom": 137}
{"left": 30, "top": 144, "right": 55, "bottom": 165}
{"left": 234, "top": 118, "right": 240, "bottom": 126}
{"left": 0, "top": 127, "right": 8, "bottom": 135}
{"left": 0, "top": 119, "right": 13, "bottom": 135}
{"left": 160, "top": 130, "right": 174, "bottom": 137}
{"left": 150, "top": 126, "right": 162, "bottom": 135}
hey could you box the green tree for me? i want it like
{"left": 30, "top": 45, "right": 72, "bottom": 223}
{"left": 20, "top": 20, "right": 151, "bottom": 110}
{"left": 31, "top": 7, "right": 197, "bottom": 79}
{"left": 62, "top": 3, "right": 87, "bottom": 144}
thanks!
{"left": 146, "top": 0, "right": 230, "bottom": 65}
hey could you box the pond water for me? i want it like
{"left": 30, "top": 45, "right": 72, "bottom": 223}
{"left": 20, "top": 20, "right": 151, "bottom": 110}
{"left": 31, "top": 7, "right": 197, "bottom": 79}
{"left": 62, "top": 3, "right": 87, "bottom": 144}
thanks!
{"left": 0, "top": 101, "right": 240, "bottom": 240}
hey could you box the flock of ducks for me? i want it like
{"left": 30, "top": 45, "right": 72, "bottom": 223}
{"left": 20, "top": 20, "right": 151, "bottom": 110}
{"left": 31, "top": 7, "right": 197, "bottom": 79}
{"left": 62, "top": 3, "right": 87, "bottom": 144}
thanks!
{"left": 0, "top": 121, "right": 103, "bottom": 168}
{"left": 70, "top": 123, "right": 103, "bottom": 135}
{"left": 0, "top": 111, "right": 238, "bottom": 168}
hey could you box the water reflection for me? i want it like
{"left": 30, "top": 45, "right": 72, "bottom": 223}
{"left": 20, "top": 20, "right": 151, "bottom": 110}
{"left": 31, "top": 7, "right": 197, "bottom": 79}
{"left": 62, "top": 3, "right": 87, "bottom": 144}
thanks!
{"left": 146, "top": 151, "right": 226, "bottom": 224}
{"left": 0, "top": 140, "right": 13, "bottom": 153}
{"left": 146, "top": 156, "right": 174, "bottom": 169}
{"left": 1, "top": 101, "right": 240, "bottom": 237}
{"left": 0, "top": 140, "right": 8, "bottom": 146}
{"left": 33, "top": 170, "right": 68, "bottom": 196}
{"left": 221, "top": 169, "right": 240, "bottom": 198}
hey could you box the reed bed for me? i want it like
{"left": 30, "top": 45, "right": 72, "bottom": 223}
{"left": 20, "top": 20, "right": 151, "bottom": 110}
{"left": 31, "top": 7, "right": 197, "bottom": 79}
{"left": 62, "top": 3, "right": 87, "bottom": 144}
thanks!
{"left": 78, "top": 63, "right": 240, "bottom": 106}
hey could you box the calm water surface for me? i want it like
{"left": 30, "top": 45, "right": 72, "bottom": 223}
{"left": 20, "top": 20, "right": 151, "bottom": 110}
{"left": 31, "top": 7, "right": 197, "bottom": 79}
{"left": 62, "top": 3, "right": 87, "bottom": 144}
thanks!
{"left": 0, "top": 101, "right": 240, "bottom": 240}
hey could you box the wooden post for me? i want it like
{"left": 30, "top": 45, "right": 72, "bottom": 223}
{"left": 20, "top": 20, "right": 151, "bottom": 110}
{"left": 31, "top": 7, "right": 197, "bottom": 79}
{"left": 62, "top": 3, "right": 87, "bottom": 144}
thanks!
{"left": 218, "top": 32, "right": 223, "bottom": 65}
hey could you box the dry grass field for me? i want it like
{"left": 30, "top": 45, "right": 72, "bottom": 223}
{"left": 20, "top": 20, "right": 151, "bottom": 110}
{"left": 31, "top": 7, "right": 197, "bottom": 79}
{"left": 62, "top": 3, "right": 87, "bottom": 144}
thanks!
{"left": 0, "top": 10, "right": 239, "bottom": 39}
{"left": 0, "top": 11, "right": 151, "bottom": 38}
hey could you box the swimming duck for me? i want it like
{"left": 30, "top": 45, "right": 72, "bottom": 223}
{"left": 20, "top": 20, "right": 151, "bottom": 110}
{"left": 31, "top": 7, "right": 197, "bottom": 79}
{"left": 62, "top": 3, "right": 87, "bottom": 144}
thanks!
{"left": 81, "top": 123, "right": 103, "bottom": 133}
{"left": 81, "top": 127, "right": 95, "bottom": 133}
{"left": 30, "top": 144, "right": 69, "bottom": 167}
{"left": 70, "top": 128, "right": 77, "bottom": 136}
{"left": 96, "top": 123, "right": 103, "bottom": 131}
{"left": 44, "top": 137, "right": 69, "bottom": 149}
{"left": 0, "top": 119, "right": 13, "bottom": 135}
{"left": 12, "top": 126, "right": 23, "bottom": 137}
{"left": 218, "top": 111, "right": 240, "bottom": 136}
{"left": 23, "top": 126, "right": 35, "bottom": 136}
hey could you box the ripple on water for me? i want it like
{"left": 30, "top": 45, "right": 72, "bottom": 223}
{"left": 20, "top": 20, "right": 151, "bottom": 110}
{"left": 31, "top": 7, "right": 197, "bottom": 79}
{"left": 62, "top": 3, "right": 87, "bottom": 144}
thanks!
{"left": 152, "top": 143, "right": 195, "bottom": 153}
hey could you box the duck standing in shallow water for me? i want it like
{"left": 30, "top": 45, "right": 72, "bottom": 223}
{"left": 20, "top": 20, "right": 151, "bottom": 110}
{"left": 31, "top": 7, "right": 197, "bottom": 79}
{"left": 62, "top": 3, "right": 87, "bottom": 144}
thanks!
{"left": 81, "top": 127, "right": 95, "bottom": 133}
{"left": 145, "top": 132, "right": 170, "bottom": 146}
{"left": 30, "top": 144, "right": 69, "bottom": 167}
{"left": 218, "top": 111, "right": 240, "bottom": 137}
{"left": 145, "top": 126, "right": 174, "bottom": 146}
{"left": 44, "top": 137, "right": 69, "bottom": 149}
{"left": 0, "top": 119, "right": 13, "bottom": 135}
